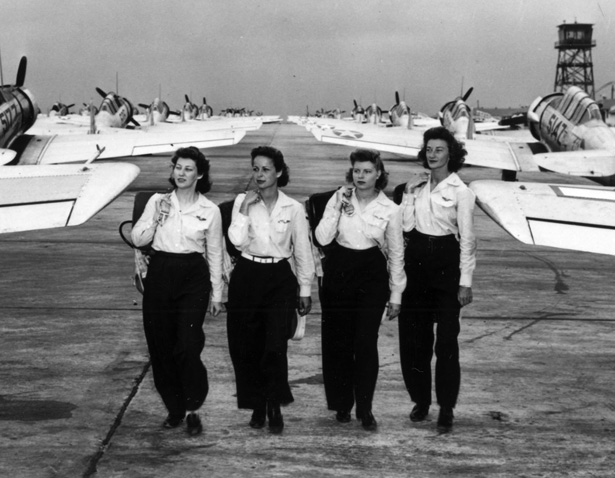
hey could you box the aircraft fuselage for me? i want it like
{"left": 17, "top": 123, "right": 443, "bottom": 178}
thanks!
{"left": 0, "top": 86, "right": 39, "bottom": 149}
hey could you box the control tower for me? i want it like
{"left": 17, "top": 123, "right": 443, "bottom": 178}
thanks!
{"left": 554, "top": 22, "right": 596, "bottom": 97}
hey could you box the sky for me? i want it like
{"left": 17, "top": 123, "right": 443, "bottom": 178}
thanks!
{"left": 2, "top": 0, "right": 615, "bottom": 117}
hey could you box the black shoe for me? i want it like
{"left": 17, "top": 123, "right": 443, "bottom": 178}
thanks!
{"left": 359, "top": 411, "right": 378, "bottom": 431}
{"left": 410, "top": 404, "right": 430, "bottom": 422}
{"left": 267, "top": 401, "right": 284, "bottom": 434}
{"left": 186, "top": 412, "right": 203, "bottom": 436}
{"left": 437, "top": 407, "right": 454, "bottom": 431}
{"left": 249, "top": 407, "right": 266, "bottom": 429}
{"left": 162, "top": 414, "right": 184, "bottom": 429}
{"left": 335, "top": 410, "right": 351, "bottom": 423}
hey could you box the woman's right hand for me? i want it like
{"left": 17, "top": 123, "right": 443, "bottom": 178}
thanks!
{"left": 405, "top": 173, "right": 429, "bottom": 195}
{"left": 240, "top": 189, "right": 261, "bottom": 214}
{"left": 335, "top": 186, "right": 352, "bottom": 211}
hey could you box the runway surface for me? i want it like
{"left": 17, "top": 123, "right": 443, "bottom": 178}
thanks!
{"left": 1, "top": 123, "right": 614, "bottom": 477}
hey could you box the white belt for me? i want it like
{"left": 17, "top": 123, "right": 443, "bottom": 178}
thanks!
{"left": 241, "top": 252, "right": 285, "bottom": 264}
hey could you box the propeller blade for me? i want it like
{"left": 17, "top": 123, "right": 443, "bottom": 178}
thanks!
{"left": 96, "top": 87, "right": 108, "bottom": 98}
{"left": 462, "top": 87, "right": 474, "bottom": 102}
{"left": 185, "top": 94, "right": 190, "bottom": 103}
{"left": 139, "top": 103, "right": 150, "bottom": 109}
{"left": 395, "top": 91, "right": 400, "bottom": 105}
{"left": 16, "top": 56, "right": 27, "bottom": 87}
{"left": 130, "top": 118, "right": 141, "bottom": 127}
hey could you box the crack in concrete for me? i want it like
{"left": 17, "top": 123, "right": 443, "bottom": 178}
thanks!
{"left": 82, "top": 360, "right": 151, "bottom": 478}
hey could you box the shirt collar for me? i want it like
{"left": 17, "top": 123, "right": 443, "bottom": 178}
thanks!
{"left": 170, "top": 190, "right": 211, "bottom": 211}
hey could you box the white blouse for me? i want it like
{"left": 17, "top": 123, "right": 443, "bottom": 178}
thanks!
{"left": 401, "top": 172, "right": 477, "bottom": 287}
{"left": 131, "top": 191, "right": 224, "bottom": 303}
{"left": 315, "top": 189, "right": 406, "bottom": 304}
{"left": 228, "top": 190, "right": 315, "bottom": 297}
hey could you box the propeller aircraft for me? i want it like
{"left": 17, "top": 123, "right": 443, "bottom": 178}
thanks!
{"left": 0, "top": 56, "right": 139, "bottom": 233}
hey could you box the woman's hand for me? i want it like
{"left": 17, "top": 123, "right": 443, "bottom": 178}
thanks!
{"left": 334, "top": 186, "right": 352, "bottom": 211}
{"left": 210, "top": 301, "right": 224, "bottom": 317}
{"left": 239, "top": 189, "right": 261, "bottom": 214}
{"left": 458, "top": 286, "right": 473, "bottom": 307}
{"left": 405, "top": 173, "right": 429, "bottom": 195}
{"left": 387, "top": 302, "right": 401, "bottom": 320}
{"left": 298, "top": 296, "right": 312, "bottom": 316}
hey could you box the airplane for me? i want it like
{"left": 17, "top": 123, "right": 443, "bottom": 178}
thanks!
{"left": 365, "top": 103, "right": 383, "bottom": 125}
{"left": 137, "top": 98, "right": 175, "bottom": 124}
{"left": 49, "top": 102, "right": 74, "bottom": 116}
{"left": 182, "top": 95, "right": 199, "bottom": 120}
{"left": 78, "top": 102, "right": 98, "bottom": 116}
{"left": 0, "top": 56, "right": 139, "bottom": 233}
{"left": 308, "top": 86, "right": 615, "bottom": 184}
{"left": 469, "top": 179, "right": 615, "bottom": 256}
{"left": 388, "top": 91, "right": 410, "bottom": 128}
{"left": 198, "top": 97, "right": 213, "bottom": 119}
{"left": 351, "top": 100, "right": 365, "bottom": 123}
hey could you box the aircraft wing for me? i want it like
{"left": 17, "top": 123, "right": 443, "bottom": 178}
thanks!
{"left": 470, "top": 180, "right": 615, "bottom": 255}
{"left": 15, "top": 128, "right": 246, "bottom": 165}
{"left": 308, "top": 122, "right": 539, "bottom": 172}
{"left": 532, "top": 150, "right": 615, "bottom": 177}
{"left": 150, "top": 116, "right": 263, "bottom": 132}
{"left": 309, "top": 122, "right": 424, "bottom": 156}
{"left": 0, "top": 162, "right": 139, "bottom": 233}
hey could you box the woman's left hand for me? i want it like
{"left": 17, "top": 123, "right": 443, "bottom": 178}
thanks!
{"left": 211, "top": 301, "right": 224, "bottom": 317}
{"left": 298, "top": 296, "right": 312, "bottom": 316}
{"left": 458, "top": 286, "right": 473, "bottom": 307}
{"left": 387, "top": 302, "right": 401, "bottom": 320}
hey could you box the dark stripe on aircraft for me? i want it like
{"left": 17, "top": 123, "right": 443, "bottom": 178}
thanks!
{"left": 0, "top": 198, "right": 75, "bottom": 208}
{"left": 527, "top": 216, "right": 615, "bottom": 231}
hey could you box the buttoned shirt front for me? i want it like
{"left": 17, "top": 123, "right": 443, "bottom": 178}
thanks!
{"left": 401, "top": 172, "right": 477, "bottom": 287}
{"left": 315, "top": 189, "right": 406, "bottom": 304}
{"left": 131, "top": 191, "right": 224, "bottom": 302}
{"left": 228, "top": 190, "right": 315, "bottom": 297}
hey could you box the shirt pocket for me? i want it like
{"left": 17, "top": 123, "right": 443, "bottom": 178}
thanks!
{"left": 183, "top": 215, "right": 209, "bottom": 240}
{"left": 363, "top": 214, "right": 388, "bottom": 242}
{"left": 431, "top": 195, "right": 457, "bottom": 222}
{"left": 274, "top": 216, "right": 292, "bottom": 234}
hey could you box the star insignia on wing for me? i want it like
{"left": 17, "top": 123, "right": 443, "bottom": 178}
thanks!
{"left": 332, "top": 129, "right": 363, "bottom": 139}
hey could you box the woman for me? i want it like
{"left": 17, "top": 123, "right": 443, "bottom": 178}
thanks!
{"left": 226, "top": 145, "right": 315, "bottom": 434}
{"left": 315, "top": 148, "right": 405, "bottom": 431}
{"left": 131, "top": 146, "right": 224, "bottom": 436}
{"left": 398, "top": 126, "right": 476, "bottom": 432}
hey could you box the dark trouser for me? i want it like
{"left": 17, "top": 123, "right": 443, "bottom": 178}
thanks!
{"left": 142, "top": 251, "right": 211, "bottom": 418}
{"left": 321, "top": 245, "right": 389, "bottom": 415}
{"left": 226, "top": 257, "right": 297, "bottom": 410}
{"left": 398, "top": 230, "right": 461, "bottom": 409}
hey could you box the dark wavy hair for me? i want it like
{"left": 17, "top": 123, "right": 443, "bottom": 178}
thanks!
{"left": 417, "top": 126, "right": 467, "bottom": 172}
{"left": 168, "top": 146, "right": 212, "bottom": 194}
{"left": 251, "top": 145, "right": 290, "bottom": 187}
{"left": 345, "top": 148, "right": 389, "bottom": 190}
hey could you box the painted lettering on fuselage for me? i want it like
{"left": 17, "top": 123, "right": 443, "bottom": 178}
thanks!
{"left": 543, "top": 110, "right": 582, "bottom": 150}
{"left": 0, "top": 96, "right": 21, "bottom": 148}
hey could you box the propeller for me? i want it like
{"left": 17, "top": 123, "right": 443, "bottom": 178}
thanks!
{"left": 95, "top": 87, "right": 108, "bottom": 98}
{"left": 461, "top": 87, "right": 474, "bottom": 102}
{"left": 395, "top": 91, "right": 400, "bottom": 105}
{"left": 15, "top": 56, "right": 27, "bottom": 87}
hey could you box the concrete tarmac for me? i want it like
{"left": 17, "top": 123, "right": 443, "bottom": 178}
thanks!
{"left": 1, "top": 123, "right": 614, "bottom": 477}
